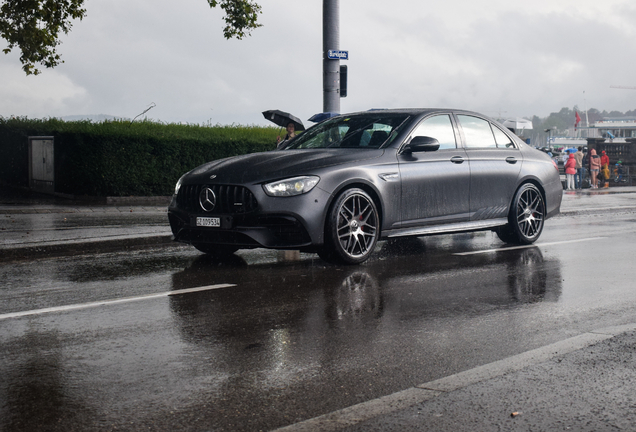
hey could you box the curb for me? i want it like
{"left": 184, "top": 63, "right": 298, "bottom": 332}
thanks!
{"left": 0, "top": 185, "right": 172, "bottom": 207}
{"left": 105, "top": 196, "right": 171, "bottom": 206}
{"left": 558, "top": 205, "right": 636, "bottom": 217}
{"left": 0, "top": 234, "right": 182, "bottom": 262}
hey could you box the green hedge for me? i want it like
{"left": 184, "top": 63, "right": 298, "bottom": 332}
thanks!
{"left": 0, "top": 117, "right": 280, "bottom": 196}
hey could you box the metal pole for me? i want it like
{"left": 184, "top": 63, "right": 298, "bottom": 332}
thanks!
{"left": 323, "top": 0, "right": 340, "bottom": 113}
{"left": 584, "top": 91, "right": 589, "bottom": 136}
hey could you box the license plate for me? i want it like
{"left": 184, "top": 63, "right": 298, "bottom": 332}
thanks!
{"left": 196, "top": 217, "right": 221, "bottom": 227}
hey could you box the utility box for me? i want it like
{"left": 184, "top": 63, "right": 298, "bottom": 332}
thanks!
{"left": 28, "top": 136, "right": 55, "bottom": 194}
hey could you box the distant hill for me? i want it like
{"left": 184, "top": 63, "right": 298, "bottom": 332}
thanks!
{"left": 532, "top": 107, "right": 636, "bottom": 137}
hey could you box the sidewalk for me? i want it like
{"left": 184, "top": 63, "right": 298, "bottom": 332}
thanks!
{"left": 558, "top": 185, "right": 636, "bottom": 215}
{"left": 4, "top": 186, "right": 636, "bottom": 262}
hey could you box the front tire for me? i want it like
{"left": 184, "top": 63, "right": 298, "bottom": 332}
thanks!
{"left": 497, "top": 183, "right": 545, "bottom": 245}
{"left": 322, "top": 188, "right": 380, "bottom": 264}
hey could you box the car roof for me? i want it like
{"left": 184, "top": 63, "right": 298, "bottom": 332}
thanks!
{"left": 342, "top": 108, "right": 493, "bottom": 118}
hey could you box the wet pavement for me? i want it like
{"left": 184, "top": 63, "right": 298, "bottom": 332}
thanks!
{"left": 0, "top": 188, "right": 176, "bottom": 261}
{"left": 2, "top": 185, "right": 636, "bottom": 262}
{"left": 2, "top": 185, "right": 636, "bottom": 431}
{"left": 283, "top": 325, "right": 636, "bottom": 432}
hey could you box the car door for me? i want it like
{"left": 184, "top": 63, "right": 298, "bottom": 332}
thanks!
{"left": 455, "top": 114, "right": 522, "bottom": 220}
{"left": 397, "top": 114, "right": 470, "bottom": 227}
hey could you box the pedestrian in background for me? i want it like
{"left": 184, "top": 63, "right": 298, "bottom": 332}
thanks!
{"left": 565, "top": 152, "right": 577, "bottom": 190}
{"left": 600, "top": 150, "right": 610, "bottom": 188}
{"left": 601, "top": 150, "right": 610, "bottom": 171}
{"left": 276, "top": 122, "right": 297, "bottom": 149}
{"left": 573, "top": 147, "right": 584, "bottom": 189}
{"left": 589, "top": 149, "right": 601, "bottom": 188}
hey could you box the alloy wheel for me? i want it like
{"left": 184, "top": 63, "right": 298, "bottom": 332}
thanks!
{"left": 514, "top": 184, "right": 545, "bottom": 242}
{"left": 326, "top": 189, "right": 379, "bottom": 264}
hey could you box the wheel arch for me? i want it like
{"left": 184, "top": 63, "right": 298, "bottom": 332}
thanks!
{"left": 326, "top": 180, "right": 385, "bottom": 232}
{"left": 512, "top": 177, "right": 547, "bottom": 214}
{"left": 319, "top": 183, "right": 383, "bottom": 264}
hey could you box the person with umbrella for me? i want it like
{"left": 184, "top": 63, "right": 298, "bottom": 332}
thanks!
{"left": 277, "top": 121, "right": 297, "bottom": 148}
{"left": 262, "top": 109, "right": 305, "bottom": 149}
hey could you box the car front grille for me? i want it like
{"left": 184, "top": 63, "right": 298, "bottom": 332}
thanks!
{"left": 177, "top": 184, "right": 258, "bottom": 214}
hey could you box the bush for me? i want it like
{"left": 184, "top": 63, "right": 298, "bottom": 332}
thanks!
{"left": 0, "top": 117, "right": 279, "bottom": 196}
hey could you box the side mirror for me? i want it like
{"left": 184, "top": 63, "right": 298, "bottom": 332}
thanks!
{"left": 403, "top": 136, "right": 440, "bottom": 153}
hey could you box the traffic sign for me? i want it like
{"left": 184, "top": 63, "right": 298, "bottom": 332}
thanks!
{"left": 327, "top": 50, "right": 348, "bottom": 60}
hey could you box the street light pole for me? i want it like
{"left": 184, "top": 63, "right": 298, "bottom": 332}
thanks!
{"left": 323, "top": 0, "right": 340, "bottom": 113}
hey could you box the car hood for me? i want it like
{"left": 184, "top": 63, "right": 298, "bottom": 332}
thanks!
{"left": 184, "top": 149, "right": 385, "bottom": 184}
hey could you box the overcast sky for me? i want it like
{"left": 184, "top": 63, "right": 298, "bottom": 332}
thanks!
{"left": 1, "top": 0, "right": 635, "bottom": 127}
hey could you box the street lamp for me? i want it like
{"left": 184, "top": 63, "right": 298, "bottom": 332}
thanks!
{"left": 544, "top": 128, "right": 552, "bottom": 150}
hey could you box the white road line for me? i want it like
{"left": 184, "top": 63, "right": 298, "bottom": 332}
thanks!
{"left": 453, "top": 237, "right": 607, "bottom": 256}
{"left": 0, "top": 284, "right": 236, "bottom": 320}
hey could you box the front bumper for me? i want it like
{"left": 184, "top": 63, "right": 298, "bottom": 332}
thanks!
{"left": 168, "top": 184, "right": 332, "bottom": 250}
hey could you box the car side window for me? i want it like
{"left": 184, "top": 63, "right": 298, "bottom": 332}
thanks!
{"left": 492, "top": 125, "right": 515, "bottom": 148}
{"left": 457, "top": 115, "right": 497, "bottom": 148}
{"left": 410, "top": 115, "right": 457, "bottom": 149}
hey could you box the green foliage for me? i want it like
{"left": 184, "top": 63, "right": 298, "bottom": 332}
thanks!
{"left": 0, "top": 117, "right": 279, "bottom": 196}
{"left": 207, "top": 0, "right": 262, "bottom": 39}
{"left": 0, "top": 0, "right": 86, "bottom": 75}
{"left": 1, "top": 0, "right": 262, "bottom": 75}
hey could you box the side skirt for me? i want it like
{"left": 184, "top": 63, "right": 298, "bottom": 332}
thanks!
{"left": 384, "top": 218, "right": 508, "bottom": 239}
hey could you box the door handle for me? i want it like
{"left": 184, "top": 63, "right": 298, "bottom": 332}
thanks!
{"left": 450, "top": 156, "right": 465, "bottom": 164}
{"left": 506, "top": 157, "right": 518, "bottom": 164}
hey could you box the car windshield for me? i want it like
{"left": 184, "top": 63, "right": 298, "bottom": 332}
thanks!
{"left": 286, "top": 113, "right": 411, "bottom": 149}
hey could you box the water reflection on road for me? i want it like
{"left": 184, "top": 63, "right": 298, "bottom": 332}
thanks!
{"left": 1, "top": 233, "right": 566, "bottom": 432}
{"left": 165, "top": 236, "right": 562, "bottom": 425}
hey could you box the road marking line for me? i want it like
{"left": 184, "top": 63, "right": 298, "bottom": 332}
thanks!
{"left": 0, "top": 284, "right": 235, "bottom": 320}
{"left": 453, "top": 237, "right": 607, "bottom": 256}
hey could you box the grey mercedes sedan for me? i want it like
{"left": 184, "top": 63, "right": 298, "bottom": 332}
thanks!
{"left": 168, "top": 109, "right": 562, "bottom": 264}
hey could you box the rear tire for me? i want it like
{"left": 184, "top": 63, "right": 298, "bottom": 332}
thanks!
{"left": 497, "top": 183, "right": 545, "bottom": 244}
{"left": 321, "top": 188, "right": 379, "bottom": 264}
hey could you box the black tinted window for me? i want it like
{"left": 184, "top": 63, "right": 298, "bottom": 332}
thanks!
{"left": 287, "top": 114, "right": 410, "bottom": 149}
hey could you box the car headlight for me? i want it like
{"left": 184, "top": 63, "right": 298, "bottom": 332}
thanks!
{"left": 263, "top": 176, "right": 320, "bottom": 197}
{"left": 174, "top": 175, "right": 185, "bottom": 196}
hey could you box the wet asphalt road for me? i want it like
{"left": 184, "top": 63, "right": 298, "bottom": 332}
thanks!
{"left": 2, "top": 208, "right": 636, "bottom": 431}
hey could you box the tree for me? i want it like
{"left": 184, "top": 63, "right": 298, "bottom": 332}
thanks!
{"left": 0, "top": 0, "right": 262, "bottom": 75}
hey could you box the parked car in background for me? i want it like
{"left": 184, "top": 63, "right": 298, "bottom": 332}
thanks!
{"left": 168, "top": 109, "right": 562, "bottom": 264}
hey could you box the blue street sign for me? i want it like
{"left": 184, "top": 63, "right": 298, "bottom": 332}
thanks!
{"left": 327, "top": 50, "right": 348, "bottom": 60}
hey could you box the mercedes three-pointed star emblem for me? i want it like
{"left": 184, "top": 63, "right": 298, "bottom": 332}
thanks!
{"left": 199, "top": 187, "right": 217, "bottom": 212}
